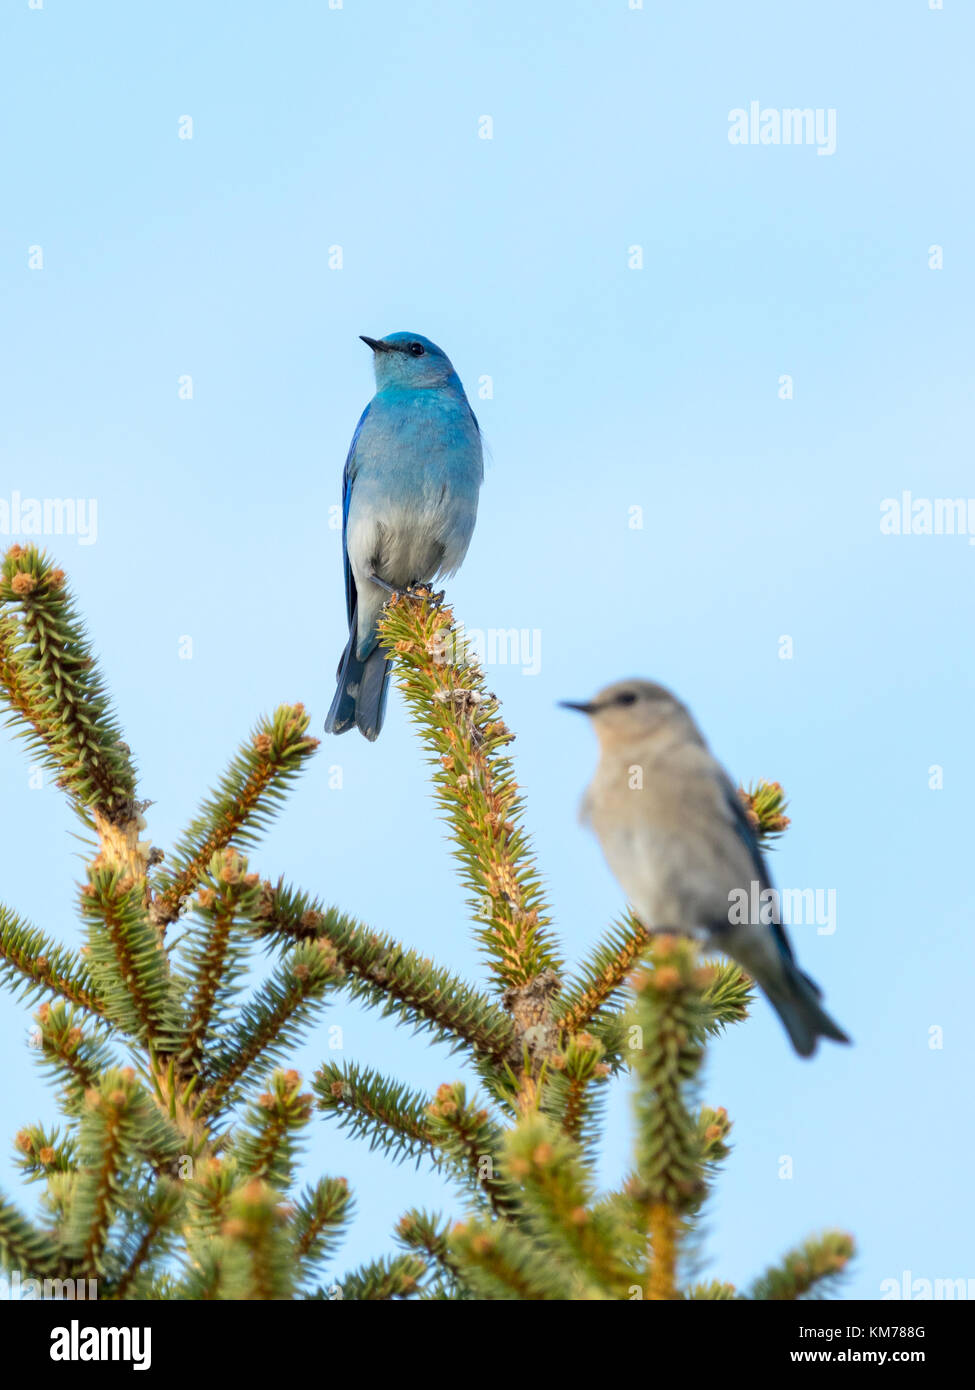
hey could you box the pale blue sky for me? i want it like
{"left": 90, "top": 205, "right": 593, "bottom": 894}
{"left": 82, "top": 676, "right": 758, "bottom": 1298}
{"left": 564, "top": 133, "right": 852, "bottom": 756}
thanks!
{"left": 2, "top": 1, "right": 973, "bottom": 1299}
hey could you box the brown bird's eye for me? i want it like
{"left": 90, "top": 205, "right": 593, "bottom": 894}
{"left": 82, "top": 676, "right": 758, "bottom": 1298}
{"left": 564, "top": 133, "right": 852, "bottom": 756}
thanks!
{"left": 409, "top": 342, "right": 425, "bottom": 356}
{"left": 616, "top": 691, "right": 637, "bottom": 706}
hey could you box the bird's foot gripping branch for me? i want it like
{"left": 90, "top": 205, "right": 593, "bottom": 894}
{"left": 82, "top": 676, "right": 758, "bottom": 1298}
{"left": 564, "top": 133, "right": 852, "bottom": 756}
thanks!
{"left": 0, "top": 545, "right": 853, "bottom": 1299}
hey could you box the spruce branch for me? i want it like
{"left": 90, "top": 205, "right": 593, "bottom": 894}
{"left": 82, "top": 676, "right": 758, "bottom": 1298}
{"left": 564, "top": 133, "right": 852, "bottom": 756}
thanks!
{"left": 80, "top": 867, "right": 181, "bottom": 1050}
{"left": 701, "top": 960, "right": 754, "bottom": 1036}
{"left": 14, "top": 1124, "right": 78, "bottom": 1181}
{"left": 739, "top": 780, "right": 791, "bottom": 842}
{"left": 697, "top": 1105, "right": 733, "bottom": 1171}
{"left": 689, "top": 1281, "right": 739, "bottom": 1300}
{"left": 183, "top": 1156, "right": 238, "bottom": 1242}
{"left": 628, "top": 937, "right": 714, "bottom": 1300}
{"left": 176, "top": 850, "right": 264, "bottom": 1074}
{"left": 425, "top": 1081, "right": 510, "bottom": 1215}
{"left": 492, "top": 1113, "right": 631, "bottom": 1298}
{"left": 33, "top": 1001, "right": 122, "bottom": 1111}
{"left": 556, "top": 913, "right": 650, "bottom": 1036}
{"left": 556, "top": 944, "right": 753, "bottom": 1077}
{"left": 0, "top": 903, "right": 105, "bottom": 1018}
{"left": 37, "top": 1172, "right": 79, "bottom": 1234}
{"left": 254, "top": 881, "right": 515, "bottom": 1063}
{"left": 150, "top": 705, "right": 319, "bottom": 930}
{"left": 64, "top": 1068, "right": 187, "bottom": 1278}
{"left": 337, "top": 1253, "right": 426, "bottom": 1301}
{"left": 212, "top": 1178, "right": 296, "bottom": 1301}
{"left": 0, "top": 559, "right": 856, "bottom": 1303}
{"left": 175, "top": 1248, "right": 224, "bottom": 1301}
{"left": 0, "top": 1192, "right": 63, "bottom": 1276}
{"left": 0, "top": 545, "right": 137, "bottom": 823}
{"left": 233, "top": 1069, "right": 314, "bottom": 1191}
{"left": 378, "top": 594, "right": 561, "bottom": 992}
{"left": 646, "top": 1202, "right": 679, "bottom": 1302}
{"left": 749, "top": 1232, "right": 855, "bottom": 1301}
{"left": 395, "top": 1208, "right": 468, "bottom": 1298}
{"left": 202, "top": 938, "right": 343, "bottom": 1113}
{"left": 313, "top": 1061, "right": 438, "bottom": 1164}
{"left": 106, "top": 1178, "right": 185, "bottom": 1300}
{"left": 0, "top": 605, "right": 42, "bottom": 743}
{"left": 502, "top": 967, "right": 563, "bottom": 1090}
{"left": 449, "top": 1218, "right": 578, "bottom": 1301}
{"left": 65, "top": 1071, "right": 137, "bottom": 1277}
{"left": 315, "top": 1066, "right": 509, "bottom": 1214}
{"left": 291, "top": 1177, "right": 352, "bottom": 1286}
{"left": 538, "top": 1030, "right": 611, "bottom": 1164}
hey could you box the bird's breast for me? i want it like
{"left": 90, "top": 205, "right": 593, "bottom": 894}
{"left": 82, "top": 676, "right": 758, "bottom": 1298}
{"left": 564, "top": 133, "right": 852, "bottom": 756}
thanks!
{"left": 360, "top": 390, "right": 482, "bottom": 479}
{"left": 346, "top": 391, "right": 482, "bottom": 587}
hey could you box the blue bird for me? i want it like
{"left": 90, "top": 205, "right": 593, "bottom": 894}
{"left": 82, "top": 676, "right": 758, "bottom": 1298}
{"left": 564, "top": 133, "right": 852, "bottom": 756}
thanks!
{"left": 325, "top": 332, "right": 483, "bottom": 740}
{"left": 563, "top": 680, "right": 851, "bottom": 1057}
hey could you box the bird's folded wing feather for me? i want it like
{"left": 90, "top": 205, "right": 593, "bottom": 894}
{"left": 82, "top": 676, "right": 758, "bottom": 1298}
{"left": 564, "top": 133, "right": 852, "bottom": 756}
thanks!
{"left": 715, "top": 770, "right": 795, "bottom": 964}
{"left": 341, "top": 404, "right": 371, "bottom": 627}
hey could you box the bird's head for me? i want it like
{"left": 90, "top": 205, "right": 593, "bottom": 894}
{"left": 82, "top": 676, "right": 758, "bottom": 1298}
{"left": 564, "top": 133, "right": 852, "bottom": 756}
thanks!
{"left": 560, "top": 680, "right": 697, "bottom": 748}
{"left": 360, "top": 332, "right": 459, "bottom": 390}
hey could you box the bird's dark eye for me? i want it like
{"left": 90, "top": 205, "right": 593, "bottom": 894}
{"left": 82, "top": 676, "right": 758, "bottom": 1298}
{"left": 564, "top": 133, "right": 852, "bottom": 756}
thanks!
{"left": 616, "top": 691, "right": 637, "bottom": 707}
{"left": 408, "top": 342, "right": 425, "bottom": 356}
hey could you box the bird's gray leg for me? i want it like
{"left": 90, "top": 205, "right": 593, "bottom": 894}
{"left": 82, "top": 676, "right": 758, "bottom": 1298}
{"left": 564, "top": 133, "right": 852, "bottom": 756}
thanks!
{"left": 367, "top": 572, "right": 411, "bottom": 601}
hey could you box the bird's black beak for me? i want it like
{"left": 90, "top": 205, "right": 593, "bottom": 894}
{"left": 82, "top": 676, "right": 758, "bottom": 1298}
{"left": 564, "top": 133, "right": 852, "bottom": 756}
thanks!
{"left": 360, "top": 335, "right": 390, "bottom": 353}
{"left": 559, "top": 700, "right": 596, "bottom": 715}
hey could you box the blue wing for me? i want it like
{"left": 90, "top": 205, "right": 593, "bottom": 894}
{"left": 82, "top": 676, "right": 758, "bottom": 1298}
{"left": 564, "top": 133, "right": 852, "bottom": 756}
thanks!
{"left": 720, "top": 776, "right": 796, "bottom": 966}
{"left": 341, "top": 404, "right": 371, "bottom": 628}
{"left": 468, "top": 405, "right": 486, "bottom": 480}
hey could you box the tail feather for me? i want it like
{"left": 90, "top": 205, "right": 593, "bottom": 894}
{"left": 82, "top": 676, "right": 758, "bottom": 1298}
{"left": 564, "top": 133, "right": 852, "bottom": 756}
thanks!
{"left": 324, "top": 629, "right": 361, "bottom": 735}
{"left": 765, "top": 963, "right": 851, "bottom": 1058}
{"left": 354, "top": 646, "right": 391, "bottom": 741}
{"left": 324, "top": 628, "right": 391, "bottom": 742}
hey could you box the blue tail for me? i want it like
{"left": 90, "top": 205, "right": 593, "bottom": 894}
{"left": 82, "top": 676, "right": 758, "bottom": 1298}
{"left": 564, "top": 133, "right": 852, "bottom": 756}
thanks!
{"left": 765, "top": 961, "right": 851, "bottom": 1059}
{"left": 324, "top": 619, "right": 391, "bottom": 742}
